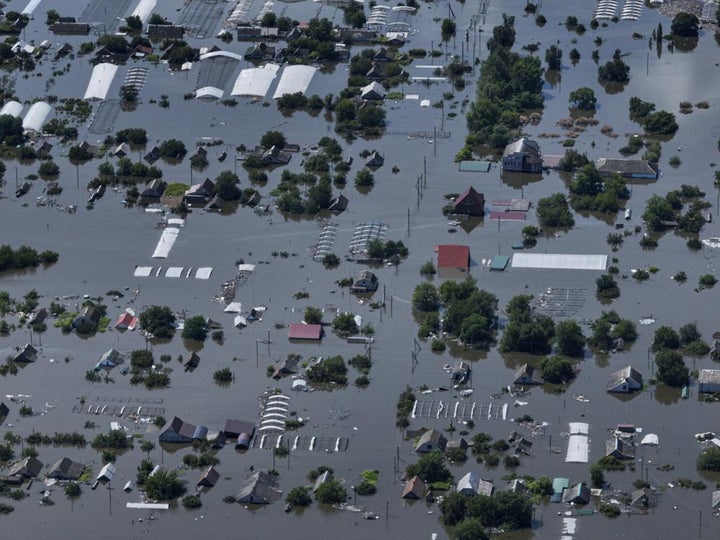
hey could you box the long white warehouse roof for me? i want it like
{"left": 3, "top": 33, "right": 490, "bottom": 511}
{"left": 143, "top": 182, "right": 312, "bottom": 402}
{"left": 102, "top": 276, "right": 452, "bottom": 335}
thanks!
{"left": 195, "top": 86, "right": 224, "bottom": 100}
{"left": 0, "top": 100, "right": 23, "bottom": 118}
{"left": 511, "top": 253, "right": 607, "bottom": 271}
{"left": 231, "top": 63, "right": 280, "bottom": 97}
{"left": 272, "top": 65, "right": 317, "bottom": 99}
{"left": 83, "top": 63, "right": 119, "bottom": 101}
{"left": 22, "top": 102, "right": 52, "bottom": 133}
{"left": 131, "top": 0, "right": 156, "bottom": 23}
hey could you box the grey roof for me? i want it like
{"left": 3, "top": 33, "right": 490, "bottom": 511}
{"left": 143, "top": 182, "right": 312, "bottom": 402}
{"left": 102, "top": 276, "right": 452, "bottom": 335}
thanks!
{"left": 415, "top": 428, "right": 447, "bottom": 452}
{"left": 224, "top": 419, "right": 255, "bottom": 439}
{"left": 14, "top": 343, "right": 37, "bottom": 363}
{"left": 161, "top": 416, "right": 197, "bottom": 441}
{"left": 361, "top": 81, "right": 385, "bottom": 99}
{"left": 562, "top": 482, "right": 590, "bottom": 504}
{"left": 605, "top": 438, "right": 635, "bottom": 459}
{"left": 514, "top": 363, "right": 541, "bottom": 384}
{"left": 595, "top": 158, "right": 658, "bottom": 176}
{"left": 631, "top": 487, "right": 655, "bottom": 508}
{"left": 47, "top": 457, "right": 85, "bottom": 480}
{"left": 606, "top": 366, "right": 643, "bottom": 391}
{"left": 197, "top": 466, "right": 220, "bottom": 487}
{"left": 457, "top": 472, "right": 493, "bottom": 496}
{"left": 503, "top": 138, "right": 540, "bottom": 157}
{"left": 9, "top": 456, "right": 43, "bottom": 478}
{"left": 237, "top": 471, "right": 277, "bottom": 504}
{"left": 402, "top": 475, "right": 425, "bottom": 499}
{"left": 0, "top": 402, "right": 8, "bottom": 417}
{"left": 313, "top": 470, "right": 333, "bottom": 492}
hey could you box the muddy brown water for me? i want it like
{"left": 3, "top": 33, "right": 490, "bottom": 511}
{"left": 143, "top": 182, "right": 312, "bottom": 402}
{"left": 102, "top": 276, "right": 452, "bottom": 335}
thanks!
{"left": 1, "top": 1, "right": 720, "bottom": 539}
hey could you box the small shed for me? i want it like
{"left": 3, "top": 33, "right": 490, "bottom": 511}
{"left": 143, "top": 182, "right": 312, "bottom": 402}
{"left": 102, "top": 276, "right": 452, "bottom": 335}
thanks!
{"left": 401, "top": 475, "right": 425, "bottom": 500}
{"left": 96, "top": 463, "right": 116, "bottom": 482}
{"left": 184, "top": 351, "right": 200, "bottom": 371}
{"left": 415, "top": 428, "right": 447, "bottom": 453}
{"left": 365, "top": 151, "right": 385, "bottom": 168}
{"left": 713, "top": 490, "right": 720, "bottom": 510}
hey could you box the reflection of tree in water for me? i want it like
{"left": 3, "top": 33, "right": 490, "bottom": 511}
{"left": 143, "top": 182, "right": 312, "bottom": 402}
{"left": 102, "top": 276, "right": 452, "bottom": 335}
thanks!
{"left": 652, "top": 384, "right": 681, "bottom": 405}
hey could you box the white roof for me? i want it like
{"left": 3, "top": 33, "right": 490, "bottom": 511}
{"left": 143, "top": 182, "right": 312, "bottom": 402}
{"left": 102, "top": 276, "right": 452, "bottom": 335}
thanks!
{"left": 231, "top": 63, "right": 281, "bottom": 98}
{"left": 84, "top": 63, "right": 118, "bottom": 101}
{"left": 511, "top": 253, "right": 608, "bottom": 271}
{"left": 565, "top": 434, "right": 589, "bottom": 463}
{"left": 21, "top": 0, "right": 42, "bottom": 14}
{"left": 272, "top": 65, "right": 317, "bottom": 99}
{"left": 569, "top": 422, "right": 590, "bottom": 435}
{"left": 238, "top": 264, "right": 256, "bottom": 272}
{"left": 22, "top": 102, "right": 52, "bottom": 133}
{"left": 0, "top": 100, "right": 23, "bottom": 118}
{"left": 195, "top": 267, "right": 213, "bottom": 279}
{"left": 165, "top": 267, "right": 183, "bottom": 278}
{"left": 196, "top": 86, "right": 224, "bottom": 100}
{"left": 134, "top": 266, "right": 153, "bottom": 277}
{"left": 224, "top": 302, "right": 242, "bottom": 313}
{"left": 640, "top": 433, "right": 659, "bottom": 446}
{"left": 97, "top": 463, "right": 116, "bottom": 481}
{"left": 420, "top": 99, "right": 431, "bottom": 107}
{"left": 200, "top": 50, "right": 244, "bottom": 61}
{"left": 131, "top": 0, "right": 156, "bottom": 23}
{"left": 126, "top": 502, "right": 169, "bottom": 509}
{"left": 234, "top": 315, "right": 247, "bottom": 327}
{"left": 361, "top": 81, "right": 386, "bottom": 98}
{"left": 152, "top": 227, "right": 180, "bottom": 258}
{"left": 292, "top": 379, "right": 307, "bottom": 389}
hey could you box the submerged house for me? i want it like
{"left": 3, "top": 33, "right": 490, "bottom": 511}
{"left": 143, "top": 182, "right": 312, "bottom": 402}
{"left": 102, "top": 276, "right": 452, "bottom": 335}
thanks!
{"left": 501, "top": 138, "right": 542, "bottom": 173}
{"left": 72, "top": 305, "right": 101, "bottom": 331}
{"left": 236, "top": 471, "right": 278, "bottom": 504}
{"left": 159, "top": 416, "right": 197, "bottom": 444}
{"left": 415, "top": 428, "right": 447, "bottom": 454}
{"left": 401, "top": 476, "right": 425, "bottom": 500}
{"left": 562, "top": 482, "right": 590, "bottom": 505}
{"left": 605, "top": 438, "right": 635, "bottom": 460}
{"left": 9, "top": 457, "right": 43, "bottom": 479}
{"left": 47, "top": 457, "right": 85, "bottom": 480}
{"left": 365, "top": 151, "right": 385, "bottom": 168}
{"left": 513, "top": 364, "right": 542, "bottom": 386}
{"left": 450, "top": 361, "right": 470, "bottom": 384}
{"left": 436, "top": 244, "right": 470, "bottom": 270}
{"left": 114, "top": 311, "right": 138, "bottom": 330}
{"left": 351, "top": 270, "right": 379, "bottom": 293}
{"left": 184, "top": 178, "right": 216, "bottom": 204}
{"left": 606, "top": 366, "right": 643, "bottom": 393}
{"left": 457, "top": 472, "right": 493, "bottom": 497}
{"left": 197, "top": 466, "right": 220, "bottom": 488}
{"left": 361, "top": 81, "right": 386, "bottom": 101}
{"left": 140, "top": 179, "right": 167, "bottom": 202}
{"left": 313, "top": 470, "right": 334, "bottom": 493}
{"left": 95, "top": 349, "right": 121, "bottom": 370}
{"left": 288, "top": 323, "right": 322, "bottom": 341}
{"left": 452, "top": 186, "right": 485, "bottom": 217}
{"left": 698, "top": 369, "right": 720, "bottom": 394}
{"left": 14, "top": 343, "right": 38, "bottom": 363}
{"left": 261, "top": 145, "right": 291, "bottom": 166}
{"left": 328, "top": 194, "right": 349, "bottom": 213}
{"left": 595, "top": 158, "right": 658, "bottom": 180}
{"left": 631, "top": 487, "right": 656, "bottom": 509}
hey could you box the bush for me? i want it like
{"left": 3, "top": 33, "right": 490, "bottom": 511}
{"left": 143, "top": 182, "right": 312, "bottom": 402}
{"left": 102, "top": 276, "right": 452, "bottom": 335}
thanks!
{"left": 698, "top": 447, "right": 720, "bottom": 471}
{"left": 182, "top": 495, "right": 202, "bottom": 509}
{"left": 315, "top": 479, "right": 346, "bottom": 504}
{"left": 286, "top": 486, "right": 312, "bottom": 507}
{"left": 213, "top": 368, "right": 233, "bottom": 383}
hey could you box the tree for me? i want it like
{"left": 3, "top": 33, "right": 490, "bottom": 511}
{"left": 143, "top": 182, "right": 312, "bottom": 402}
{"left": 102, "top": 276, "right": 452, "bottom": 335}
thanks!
{"left": 556, "top": 320, "right": 585, "bottom": 357}
{"left": 98, "top": 35, "right": 130, "bottom": 54}
{"left": 358, "top": 106, "right": 386, "bottom": 128}
{"left": 334, "top": 99, "right": 356, "bottom": 123}
{"left": 260, "top": 11, "right": 277, "bottom": 27}
{"left": 125, "top": 15, "right": 142, "bottom": 31}
{"left": 569, "top": 87, "right": 596, "bottom": 110}
{"left": 679, "top": 323, "right": 702, "bottom": 345}
{"left": 304, "top": 306, "right": 322, "bottom": 324}
{"left": 439, "top": 492, "right": 466, "bottom": 526}
{"left": 182, "top": 315, "right": 207, "bottom": 341}
{"left": 286, "top": 486, "right": 312, "bottom": 507}
{"left": 536, "top": 193, "right": 574, "bottom": 227}
{"left": 671, "top": 12, "right": 699, "bottom": 37}
{"left": 642, "top": 194, "right": 675, "bottom": 232}
{"left": 64, "top": 482, "right": 81, "bottom": 498}
{"left": 0, "top": 114, "right": 24, "bottom": 145}
{"left": 158, "top": 139, "right": 187, "bottom": 159}
{"left": 453, "top": 518, "right": 489, "bottom": 540}
{"left": 540, "top": 355, "right": 575, "bottom": 384}
{"left": 139, "top": 305, "right": 176, "bottom": 338}
{"left": 315, "top": 479, "right": 346, "bottom": 504}
{"left": 441, "top": 19, "right": 456, "bottom": 38}
{"left": 596, "top": 274, "right": 620, "bottom": 299}
{"left": 215, "top": 170, "right": 241, "bottom": 200}
{"left": 590, "top": 463, "right": 605, "bottom": 488}
{"left": 405, "top": 449, "right": 452, "bottom": 483}
{"left": 260, "top": 130, "right": 286, "bottom": 149}
{"left": 655, "top": 349, "right": 689, "bottom": 387}
{"left": 413, "top": 283, "right": 440, "bottom": 312}
{"left": 307, "top": 176, "right": 332, "bottom": 210}
{"left": 354, "top": 168, "right": 374, "bottom": 188}
{"left": 545, "top": 45, "right": 562, "bottom": 70}
{"left": 459, "top": 314, "right": 492, "bottom": 348}
{"left": 500, "top": 295, "right": 555, "bottom": 355}
{"left": 643, "top": 111, "right": 678, "bottom": 135}
{"left": 38, "top": 161, "right": 59, "bottom": 177}
{"left": 140, "top": 440, "right": 155, "bottom": 459}
{"left": 598, "top": 52, "right": 630, "bottom": 83}
{"left": 652, "top": 326, "right": 680, "bottom": 351}
{"left": 143, "top": 470, "right": 186, "bottom": 500}
{"left": 698, "top": 447, "right": 720, "bottom": 472}
{"left": 45, "top": 9, "right": 60, "bottom": 25}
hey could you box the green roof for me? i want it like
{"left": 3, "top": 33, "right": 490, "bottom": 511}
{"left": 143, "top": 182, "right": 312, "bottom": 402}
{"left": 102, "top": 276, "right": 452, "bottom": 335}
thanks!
{"left": 458, "top": 161, "right": 492, "bottom": 172}
{"left": 489, "top": 255, "right": 510, "bottom": 271}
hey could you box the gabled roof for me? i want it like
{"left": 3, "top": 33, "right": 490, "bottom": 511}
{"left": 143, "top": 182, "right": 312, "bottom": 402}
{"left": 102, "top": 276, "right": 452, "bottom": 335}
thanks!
{"left": 605, "top": 438, "right": 635, "bottom": 459}
{"left": 436, "top": 244, "right": 470, "bottom": 269}
{"left": 237, "top": 470, "right": 277, "bottom": 504}
{"left": 9, "top": 456, "right": 43, "bottom": 478}
{"left": 14, "top": 343, "right": 38, "bottom": 363}
{"left": 197, "top": 466, "right": 220, "bottom": 487}
{"left": 699, "top": 369, "right": 720, "bottom": 385}
{"left": 562, "top": 482, "right": 590, "bottom": 504}
{"left": 160, "top": 416, "right": 197, "bottom": 441}
{"left": 361, "top": 81, "right": 386, "bottom": 100}
{"left": 313, "top": 470, "right": 334, "bottom": 492}
{"left": 47, "top": 457, "right": 85, "bottom": 480}
{"left": 631, "top": 487, "right": 655, "bottom": 508}
{"left": 453, "top": 186, "right": 484, "bottom": 212}
{"left": 415, "top": 428, "right": 447, "bottom": 452}
{"left": 402, "top": 475, "right": 425, "bottom": 499}
{"left": 595, "top": 158, "right": 658, "bottom": 177}
{"left": 514, "top": 363, "right": 541, "bottom": 384}
{"left": 115, "top": 311, "right": 138, "bottom": 330}
{"left": 457, "top": 472, "right": 493, "bottom": 496}
{"left": 503, "top": 138, "right": 540, "bottom": 157}
{"left": 606, "top": 366, "right": 643, "bottom": 391}
{"left": 223, "top": 419, "right": 255, "bottom": 439}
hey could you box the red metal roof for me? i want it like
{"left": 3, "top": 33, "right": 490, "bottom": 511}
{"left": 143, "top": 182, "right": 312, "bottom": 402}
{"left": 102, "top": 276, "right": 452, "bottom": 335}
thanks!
{"left": 436, "top": 244, "right": 470, "bottom": 269}
{"left": 114, "top": 312, "right": 137, "bottom": 330}
{"left": 288, "top": 323, "right": 323, "bottom": 340}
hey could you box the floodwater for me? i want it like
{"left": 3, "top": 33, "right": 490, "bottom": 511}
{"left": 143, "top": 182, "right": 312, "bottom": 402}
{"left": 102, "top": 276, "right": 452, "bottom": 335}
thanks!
{"left": 1, "top": 1, "right": 720, "bottom": 539}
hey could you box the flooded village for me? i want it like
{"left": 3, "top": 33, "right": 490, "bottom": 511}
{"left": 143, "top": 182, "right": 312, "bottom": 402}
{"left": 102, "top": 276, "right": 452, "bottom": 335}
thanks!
{"left": 0, "top": 0, "right": 720, "bottom": 538}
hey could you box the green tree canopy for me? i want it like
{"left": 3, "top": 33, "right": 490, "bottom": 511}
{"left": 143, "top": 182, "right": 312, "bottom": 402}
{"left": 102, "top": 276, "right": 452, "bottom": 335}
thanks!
{"left": 671, "top": 12, "right": 699, "bottom": 37}
{"left": 412, "top": 283, "right": 440, "bottom": 312}
{"left": 569, "top": 87, "right": 596, "bottom": 110}
{"left": 139, "top": 306, "right": 176, "bottom": 338}
{"left": 540, "top": 355, "right": 575, "bottom": 383}
{"left": 181, "top": 315, "right": 207, "bottom": 341}
{"left": 405, "top": 449, "right": 452, "bottom": 483}
{"left": 143, "top": 470, "right": 186, "bottom": 500}
{"left": 655, "top": 349, "right": 689, "bottom": 387}
{"left": 555, "top": 320, "right": 585, "bottom": 358}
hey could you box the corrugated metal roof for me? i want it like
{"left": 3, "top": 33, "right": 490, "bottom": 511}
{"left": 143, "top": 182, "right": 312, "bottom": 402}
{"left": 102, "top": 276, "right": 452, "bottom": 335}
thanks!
{"left": 436, "top": 244, "right": 469, "bottom": 269}
{"left": 288, "top": 323, "right": 322, "bottom": 340}
{"left": 512, "top": 253, "right": 607, "bottom": 270}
